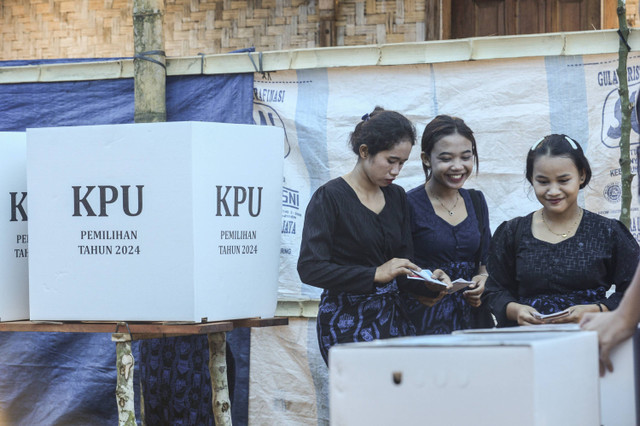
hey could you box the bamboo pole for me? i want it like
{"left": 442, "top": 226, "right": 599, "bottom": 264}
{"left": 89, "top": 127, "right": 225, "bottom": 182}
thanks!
{"left": 113, "top": 333, "right": 137, "bottom": 426}
{"left": 133, "top": 0, "right": 166, "bottom": 123}
{"left": 617, "top": 1, "right": 634, "bottom": 228}
{"left": 208, "top": 332, "right": 233, "bottom": 426}
{"left": 132, "top": 2, "right": 165, "bottom": 415}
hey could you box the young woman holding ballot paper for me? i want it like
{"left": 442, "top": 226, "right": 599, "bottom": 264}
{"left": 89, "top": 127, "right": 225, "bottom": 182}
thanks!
{"left": 401, "top": 115, "right": 493, "bottom": 334}
{"left": 483, "top": 134, "right": 640, "bottom": 327}
{"left": 297, "top": 107, "right": 451, "bottom": 364}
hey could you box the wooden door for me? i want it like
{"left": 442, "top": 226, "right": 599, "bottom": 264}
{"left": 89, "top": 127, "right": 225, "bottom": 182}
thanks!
{"left": 547, "top": 0, "right": 601, "bottom": 33}
{"left": 449, "top": 0, "right": 601, "bottom": 39}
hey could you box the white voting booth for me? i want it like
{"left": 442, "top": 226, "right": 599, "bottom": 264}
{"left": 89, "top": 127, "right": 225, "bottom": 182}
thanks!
{"left": 0, "top": 132, "right": 29, "bottom": 321}
{"left": 26, "top": 122, "right": 283, "bottom": 322}
{"left": 329, "top": 332, "right": 600, "bottom": 426}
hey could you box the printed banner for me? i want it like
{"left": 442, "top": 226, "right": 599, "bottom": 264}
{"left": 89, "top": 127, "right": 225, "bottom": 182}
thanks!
{"left": 253, "top": 53, "right": 640, "bottom": 302}
{"left": 582, "top": 54, "right": 640, "bottom": 241}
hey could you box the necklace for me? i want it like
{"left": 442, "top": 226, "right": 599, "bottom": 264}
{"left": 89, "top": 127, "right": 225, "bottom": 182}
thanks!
{"left": 433, "top": 191, "right": 460, "bottom": 216}
{"left": 541, "top": 208, "right": 583, "bottom": 238}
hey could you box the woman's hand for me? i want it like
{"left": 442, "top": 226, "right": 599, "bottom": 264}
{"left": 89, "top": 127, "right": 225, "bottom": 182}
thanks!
{"left": 374, "top": 258, "right": 420, "bottom": 284}
{"left": 411, "top": 269, "right": 451, "bottom": 307}
{"left": 428, "top": 269, "right": 452, "bottom": 292}
{"left": 463, "top": 274, "right": 487, "bottom": 308}
{"left": 506, "top": 303, "right": 544, "bottom": 326}
{"left": 581, "top": 311, "right": 637, "bottom": 376}
{"left": 549, "top": 304, "right": 602, "bottom": 324}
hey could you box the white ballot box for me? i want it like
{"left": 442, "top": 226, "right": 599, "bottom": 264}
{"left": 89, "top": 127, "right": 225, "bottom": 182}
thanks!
{"left": 329, "top": 332, "right": 599, "bottom": 426}
{"left": 0, "top": 132, "right": 29, "bottom": 321}
{"left": 598, "top": 329, "right": 640, "bottom": 426}
{"left": 27, "top": 122, "right": 283, "bottom": 322}
{"left": 455, "top": 324, "right": 640, "bottom": 426}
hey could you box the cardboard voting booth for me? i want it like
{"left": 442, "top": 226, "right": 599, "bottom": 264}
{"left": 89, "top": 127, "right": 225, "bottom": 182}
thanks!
{"left": 455, "top": 325, "right": 640, "bottom": 426}
{"left": 329, "top": 332, "right": 600, "bottom": 426}
{"left": 27, "top": 122, "right": 283, "bottom": 322}
{"left": 0, "top": 132, "right": 29, "bottom": 321}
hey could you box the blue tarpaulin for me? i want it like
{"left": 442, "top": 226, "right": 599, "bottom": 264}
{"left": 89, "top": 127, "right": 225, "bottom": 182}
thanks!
{"left": 0, "top": 58, "right": 254, "bottom": 425}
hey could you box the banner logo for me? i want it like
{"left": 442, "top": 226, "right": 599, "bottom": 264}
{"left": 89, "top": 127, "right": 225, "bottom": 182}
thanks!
{"left": 600, "top": 81, "right": 640, "bottom": 148}
{"left": 253, "top": 101, "right": 291, "bottom": 159}
{"left": 282, "top": 187, "right": 299, "bottom": 210}
{"left": 603, "top": 182, "right": 622, "bottom": 203}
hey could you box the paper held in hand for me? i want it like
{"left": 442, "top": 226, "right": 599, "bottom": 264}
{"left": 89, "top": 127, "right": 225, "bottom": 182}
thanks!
{"left": 407, "top": 269, "right": 474, "bottom": 294}
{"left": 532, "top": 308, "right": 570, "bottom": 321}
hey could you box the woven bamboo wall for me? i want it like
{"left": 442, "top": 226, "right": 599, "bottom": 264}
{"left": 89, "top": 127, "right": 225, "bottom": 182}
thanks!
{"left": 1, "top": 0, "right": 135, "bottom": 60}
{"left": 1, "top": 0, "right": 427, "bottom": 60}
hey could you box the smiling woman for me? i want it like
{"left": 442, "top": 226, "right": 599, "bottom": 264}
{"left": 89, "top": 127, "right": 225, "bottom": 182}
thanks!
{"left": 401, "top": 115, "right": 494, "bottom": 335}
{"left": 483, "top": 134, "right": 640, "bottom": 327}
{"left": 296, "top": 107, "right": 451, "bottom": 365}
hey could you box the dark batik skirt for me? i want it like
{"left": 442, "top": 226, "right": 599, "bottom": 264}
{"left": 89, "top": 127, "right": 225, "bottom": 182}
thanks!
{"left": 520, "top": 286, "right": 608, "bottom": 314}
{"left": 317, "top": 280, "right": 416, "bottom": 365}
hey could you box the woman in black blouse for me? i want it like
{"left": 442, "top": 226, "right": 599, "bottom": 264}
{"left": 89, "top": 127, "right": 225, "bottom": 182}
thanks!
{"left": 297, "top": 107, "right": 450, "bottom": 364}
{"left": 483, "top": 134, "right": 639, "bottom": 327}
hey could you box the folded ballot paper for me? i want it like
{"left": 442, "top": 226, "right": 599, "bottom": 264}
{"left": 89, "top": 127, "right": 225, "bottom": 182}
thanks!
{"left": 532, "top": 308, "right": 570, "bottom": 321}
{"left": 407, "top": 269, "right": 474, "bottom": 294}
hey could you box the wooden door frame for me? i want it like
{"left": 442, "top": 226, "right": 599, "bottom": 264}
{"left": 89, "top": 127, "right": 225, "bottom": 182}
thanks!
{"left": 425, "top": 0, "right": 452, "bottom": 40}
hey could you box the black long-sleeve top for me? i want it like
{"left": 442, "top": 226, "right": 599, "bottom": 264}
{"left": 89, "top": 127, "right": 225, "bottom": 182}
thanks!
{"left": 483, "top": 210, "right": 640, "bottom": 326}
{"left": 297, "top": 177, "right": 413, "bottom": 295}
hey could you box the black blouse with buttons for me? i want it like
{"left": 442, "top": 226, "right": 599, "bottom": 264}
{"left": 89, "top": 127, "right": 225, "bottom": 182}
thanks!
{"left": 483, "top": 210, "right": 640, "bottom": 326}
